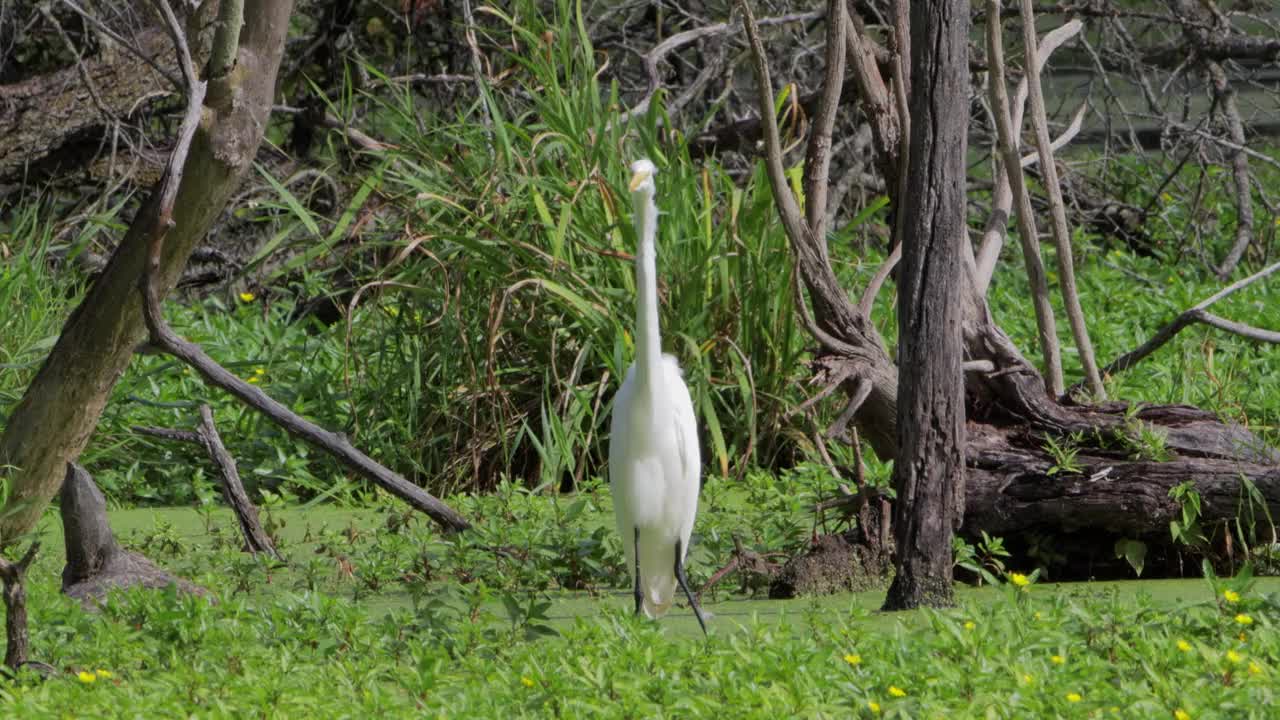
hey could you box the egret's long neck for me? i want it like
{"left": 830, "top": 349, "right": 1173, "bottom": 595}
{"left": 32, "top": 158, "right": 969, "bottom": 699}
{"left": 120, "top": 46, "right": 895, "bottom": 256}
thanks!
{"left": 632, "top": 187, "right": 663, "bottom": 387}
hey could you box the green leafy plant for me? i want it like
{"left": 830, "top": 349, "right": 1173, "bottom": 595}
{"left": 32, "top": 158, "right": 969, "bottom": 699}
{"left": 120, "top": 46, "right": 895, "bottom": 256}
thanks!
{"left": 954, "top": 531, "right": 1011, "bottom": 586}
{"left": 1114, "top": 538, "right": 1148, "bottom": 577}
{"left": 1043, "top": 432, "right": 1085, "bottom": 476}
{"left": 1170, "top": 480, "right": 1207, "bottom": 547}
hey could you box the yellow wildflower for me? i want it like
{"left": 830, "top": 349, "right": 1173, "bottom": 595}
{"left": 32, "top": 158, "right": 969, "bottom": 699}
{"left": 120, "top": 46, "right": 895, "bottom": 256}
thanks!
{"left": 248, "top": 375, "right": 260, "bottom": 384}
{"left": 844, "top": 653, "right": 862, "bottom": 667}
{"left": 888, "top": 686, "right": 906, "bottom": 698}
{"left": 1175, "top": 710, "right": 1191, "bottom": 720}
{"left": 1223, "top": 589, "right": 1240, "bottom": 604}
{"left": 1176, "top": 640, "right": 1191, "bottom": 652}
{"left": 78, "top": 671, "right": 96, "bottom": 684}
{"left": 95, "top": 669, "right": 112, "bottom": 679}
{"left": 1021, "top": 673, "right": 1034, "bottom": 685}
{"left": 238, "top": 292, "right": 255, "bottom": 303}
{"left": 868, "top": 700, "right": 881, "bottom": 714}
{"left": 1226, "top": 650, "right": 1243, "bottom": 664}
{"left": 1051, "top": 654, "right": 1065, "bottom": 665}
{"left": 1235, "top": 613, "right": 1254, "bottom": 626}
{"left": 1033, "top": 611, "right": 1042, "bottom": 621}
{"left": 963, "top": 621, "right": 976, "bottom": 631}
{"left": 1066, "top": 692, "right": 1082, "bottom": 703}
{"left": 1248, "top": 662, "right": 1262, "bottom": 676}
{"left": 520, "top": 676, "right": 535, "bottom": 688}
{"left": 1010, "top": 573, "right": 1030, "bottom": 587}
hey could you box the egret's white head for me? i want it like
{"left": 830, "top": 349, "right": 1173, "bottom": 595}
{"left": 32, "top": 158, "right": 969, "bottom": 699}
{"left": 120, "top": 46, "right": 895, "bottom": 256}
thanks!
{"left": 628, "top": 159, "right": 657, "bottom": 194}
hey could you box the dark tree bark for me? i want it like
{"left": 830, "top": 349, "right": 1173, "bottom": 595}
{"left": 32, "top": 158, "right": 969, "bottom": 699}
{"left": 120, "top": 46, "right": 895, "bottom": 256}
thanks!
{"left": 0, "top": 543, "right": 40, "bottom": 671}
{"left": 881, "top": 0, "right": 968, "bottom": 611}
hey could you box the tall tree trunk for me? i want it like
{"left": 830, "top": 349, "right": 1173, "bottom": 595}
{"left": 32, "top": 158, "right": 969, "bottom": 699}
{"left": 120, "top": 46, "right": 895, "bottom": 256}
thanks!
{"left": 882, "top": 0, "right": 968, "bottom": 611}
{"left": 0, "top": 0, "right": 294, "bottom": 545}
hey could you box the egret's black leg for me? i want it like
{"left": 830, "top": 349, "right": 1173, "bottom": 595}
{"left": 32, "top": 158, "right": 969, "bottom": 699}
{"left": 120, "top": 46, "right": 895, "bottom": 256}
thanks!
{"left": 633, "top": 526, "right": 643, "bottom": 616}
{"left": 674, "top": 539, "right": 708, "bottom": 636}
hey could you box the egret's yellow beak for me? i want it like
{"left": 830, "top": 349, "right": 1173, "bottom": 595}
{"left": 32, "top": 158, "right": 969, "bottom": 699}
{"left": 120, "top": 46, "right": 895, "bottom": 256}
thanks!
{"left": 629, "top": 167, "right": 653, "bottom": 192}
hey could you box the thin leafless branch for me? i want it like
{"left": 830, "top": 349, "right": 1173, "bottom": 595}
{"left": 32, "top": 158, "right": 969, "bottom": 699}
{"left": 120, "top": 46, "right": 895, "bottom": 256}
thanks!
{"left": 983, "top": 0, "right": 1063, "bottom": 395}
{"left": 1090, "top": 259, "right": 1280, "bottom": 384}
{"left": 1017, "top": 0, "right": 1104, "bottom": 398}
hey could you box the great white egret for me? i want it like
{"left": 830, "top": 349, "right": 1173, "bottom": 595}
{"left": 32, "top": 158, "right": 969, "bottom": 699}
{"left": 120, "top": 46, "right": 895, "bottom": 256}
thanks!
{"left": 608, "top": 158, "right": 708, "bottom": 635}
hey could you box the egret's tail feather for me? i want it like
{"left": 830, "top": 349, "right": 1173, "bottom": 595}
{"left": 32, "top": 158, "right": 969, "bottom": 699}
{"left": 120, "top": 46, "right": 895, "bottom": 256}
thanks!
{"left": 640, "top": 575, "right": 676, "bottom": 618}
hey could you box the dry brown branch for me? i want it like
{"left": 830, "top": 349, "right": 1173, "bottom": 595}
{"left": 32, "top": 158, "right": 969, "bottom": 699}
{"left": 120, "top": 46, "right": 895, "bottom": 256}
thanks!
{"left": 984, "top": 0, "right": 1063, "bottom": 395}
{"left": 1018, "top": 102, "right": 1087, "bottom": 169}
{"left": 318, "top": 112, "right": 392, "bottom": 152}
{"left": 1206, "top": 61, "right": 1255, "bottom": 280}
{"left": 133, "top": 425, "right": 202, "bottom": 443}
{"left": 803, "top": 0, "right": 847, "bottom": 245}
{"left": 1011, "top": 19, "right": 1083, "bottom": 134}
{"left": 695, "top": 536, "right": 783, "bottom": 602}
{"left": 826, "top": 377, "right": 872, "bottom": 441}
{"left": 197, "top": 405, "right": 282, "bottom": 560}
{"left": 737, "top": 0, "right": 901, "bottom": 458}
{"left": 889, "top": 0, "right": 910, "bottom": 219}
{"left": 1017, "top": 0, "right": 1104, "bottom": 398}
{"left": 137, "top": 292, "right": 471, "bottom": 531}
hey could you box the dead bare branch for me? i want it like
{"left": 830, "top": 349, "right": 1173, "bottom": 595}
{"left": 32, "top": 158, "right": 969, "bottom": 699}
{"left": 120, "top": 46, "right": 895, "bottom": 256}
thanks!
{"left": 858, "top": 243, "right": 901, "bottom": 320}
{"left": 803, "top": 0, "right": 847, "bottom": 244}
{"left": 197, "top": 405, "right": 282, "bottom": 560}
{"left": 620, "top": 10, "right": 822, "bottom": 125}
{"left": 984, "top": 0, "right": 1063, "bottom": 395}
{"left": 843, "top": 7, "right": 901, "bottom": 191}
{"left": 1017, "top": 0, "right": 1104, "bottom": 398}
{"left": 1206, "top": 61, "right": 1255, "bottom": 280}
{"left": 133, "top": 425, "right": 201, "bottom": 443}
{"left": 1091, "top": 259, "right": 1280, "bottom": 383}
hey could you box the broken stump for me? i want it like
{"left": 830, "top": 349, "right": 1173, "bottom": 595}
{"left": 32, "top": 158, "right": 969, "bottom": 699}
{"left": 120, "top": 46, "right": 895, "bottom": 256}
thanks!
{"left": 60, "top": 464, "right": 211, "bottom": 607}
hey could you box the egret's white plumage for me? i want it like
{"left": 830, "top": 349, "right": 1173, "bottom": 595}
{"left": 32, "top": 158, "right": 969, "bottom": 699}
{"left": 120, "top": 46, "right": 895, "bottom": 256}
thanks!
{"left": 609, "top": 159, "right": 706, "bottom": 632}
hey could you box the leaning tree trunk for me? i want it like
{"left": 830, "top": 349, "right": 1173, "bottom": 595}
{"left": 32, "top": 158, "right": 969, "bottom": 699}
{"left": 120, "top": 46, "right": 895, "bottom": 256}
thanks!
{"left": 881, "top": 0, "right": 969, "bottom": 611}
{"left": 0, "top": 0, "right": 294, "bottom": 545}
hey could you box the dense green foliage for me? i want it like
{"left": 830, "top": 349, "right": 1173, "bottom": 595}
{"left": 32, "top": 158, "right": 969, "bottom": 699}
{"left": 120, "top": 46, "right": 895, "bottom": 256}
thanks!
{"left": 1, "top": 495, "right": 1278, "bottom": 717}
